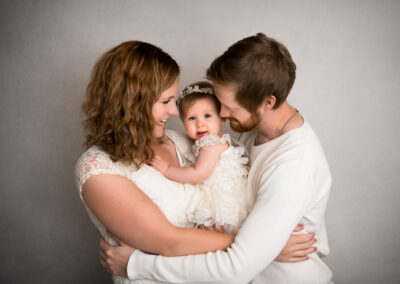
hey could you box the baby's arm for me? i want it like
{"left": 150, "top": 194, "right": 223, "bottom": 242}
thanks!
{"left": 151, "top": 142, "right": 228, "bottom": 184}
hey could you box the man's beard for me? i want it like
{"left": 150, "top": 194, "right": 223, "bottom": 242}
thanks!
{"left": 229, "top": 112, "right": 261, "bottom": 133}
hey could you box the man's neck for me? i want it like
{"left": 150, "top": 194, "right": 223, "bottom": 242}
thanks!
{"left": 254, "top": 102, "right": 302, "bottom": 145}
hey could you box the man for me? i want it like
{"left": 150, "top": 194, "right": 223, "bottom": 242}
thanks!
{"left": 100, "top": 33, "right": 333, "bottom": 283}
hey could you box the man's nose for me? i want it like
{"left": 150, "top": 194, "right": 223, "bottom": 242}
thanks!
{"left": 219, "top": 106, "right": 230, "bottom": 118}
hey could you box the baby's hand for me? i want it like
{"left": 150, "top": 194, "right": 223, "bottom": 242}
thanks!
{"left": 197, "top": 224, "right": 225, "bottom": 233}
{"left": 148, "top": 155, "right": 169, "bottom": 174}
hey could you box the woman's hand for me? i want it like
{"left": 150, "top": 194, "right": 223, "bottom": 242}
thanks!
{"left": 275, "top": 224, "right": 317, "bottom": 262}
{"left": 99, "top": 233, "right": 136, "bottom": 277}
{"left": 148, "top": 155, "right": 169, "bottom": 174}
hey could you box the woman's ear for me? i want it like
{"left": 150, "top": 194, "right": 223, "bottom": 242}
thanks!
{"left": 263, "top": 95, "right": 276, "bottom": 110}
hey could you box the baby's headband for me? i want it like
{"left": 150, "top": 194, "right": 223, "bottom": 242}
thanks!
{"left": 176, "top": 85, "right": 214, "bottom": 106}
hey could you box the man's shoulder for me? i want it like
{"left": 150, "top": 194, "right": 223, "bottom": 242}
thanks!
{"left": 278, "top": 120, "right": 330, "bottom": 173}
{"left": 254, "top": 121, "right": 323, "bottom": 166}
{"left": 278, "top": 120, "right": 321, "bottom": 151}
{"left": 291, "top": 120, "right": 327, "bottom": 158}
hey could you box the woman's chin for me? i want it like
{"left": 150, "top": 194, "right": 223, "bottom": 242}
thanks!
{"left": 154, "top": 127, "right": 165, "bottom": 138}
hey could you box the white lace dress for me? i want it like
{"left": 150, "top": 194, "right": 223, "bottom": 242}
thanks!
{"left": 74, "top": 130, "right": 195, "bottom": 284}
{"left": 185, "top": 134, "right": 249, "bottom": 234}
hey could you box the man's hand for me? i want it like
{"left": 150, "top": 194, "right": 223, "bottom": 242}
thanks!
{"left": 148, "top": 155, "right": 169, "bottom": 174}
{"left": 99, "top": 233, "right": 136, "bottom": 277}
{"left": 275, "top": 224, "right": 317, "bottom": 262}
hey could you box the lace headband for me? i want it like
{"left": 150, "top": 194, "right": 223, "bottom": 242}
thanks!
{"left": 175, "top": 85, "right": 214, "bottom": 106}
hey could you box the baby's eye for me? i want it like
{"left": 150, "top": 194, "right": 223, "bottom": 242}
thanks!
{"left": 188, "top": 116, "right": 196, "bottom": 121}
{"left": 205, "top": 113, "right": 212, "bottom": 118}
{"left": 162, "top": 99, "right": 171, "bottom": 104}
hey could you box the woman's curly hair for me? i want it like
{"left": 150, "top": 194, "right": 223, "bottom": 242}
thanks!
{"left": 82, "top": 41, "right": 179, "bottom": 168}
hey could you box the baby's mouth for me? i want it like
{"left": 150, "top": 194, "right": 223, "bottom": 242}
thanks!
{"left": 196, "top": 131, "right": 208, "bottom": 138}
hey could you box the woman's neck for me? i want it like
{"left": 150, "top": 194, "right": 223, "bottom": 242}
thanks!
{"left": 154, "top": 136, "right": 180, "bottom": 168}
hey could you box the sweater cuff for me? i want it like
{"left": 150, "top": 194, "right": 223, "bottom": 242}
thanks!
{"left": 127, "top": 249, "right": 156, "bottom": 280}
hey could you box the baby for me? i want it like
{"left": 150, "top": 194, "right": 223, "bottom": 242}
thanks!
{"left": 151, "top": 81, "right": 248, "bottom": 234}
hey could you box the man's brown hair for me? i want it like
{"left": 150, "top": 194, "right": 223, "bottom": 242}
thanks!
{"left": 206, "top": 33, "right": 296, "bottom": 112}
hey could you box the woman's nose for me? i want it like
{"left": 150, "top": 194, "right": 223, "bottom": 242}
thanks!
{"left": 169, "top": 102, "right": 178, "bottom": 115}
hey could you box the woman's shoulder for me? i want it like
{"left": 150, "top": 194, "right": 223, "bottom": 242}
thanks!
{"left": 165, "top": 129, "right": 190, "bottom": 143}
{"left": 74, "top": 146, "right": 136, "bottom": 189}
{"left": 75, "top": 146, "right": 112, "bottom": 171}
{"left": 165, "top": 129, "right": 193, "bottom": 153}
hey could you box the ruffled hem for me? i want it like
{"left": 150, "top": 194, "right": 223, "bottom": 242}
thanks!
{"left": 187, "top": 208, "right": 248, "bottom": 234}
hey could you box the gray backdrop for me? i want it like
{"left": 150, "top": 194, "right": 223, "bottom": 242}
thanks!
{"left": 1, "top": 0, "right": 399, "bottom": 283}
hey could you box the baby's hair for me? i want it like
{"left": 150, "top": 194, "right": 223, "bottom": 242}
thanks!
{"left": 178, "top": 81, "right": 221, "bottom": 119}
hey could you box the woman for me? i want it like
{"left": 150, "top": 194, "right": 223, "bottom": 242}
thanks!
{"left": 75, "top": 41, "right": 313, "bottom": 284}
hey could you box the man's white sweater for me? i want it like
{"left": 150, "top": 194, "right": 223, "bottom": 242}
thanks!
{"left": 127, "top": 120, "right": 333, "bottom": 284}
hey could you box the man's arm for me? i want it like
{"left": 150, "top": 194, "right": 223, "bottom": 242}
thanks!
{"left": 100, "top": 225, "right": 315, "bottom": 277}
{"left": 127, "top": 159, "right": 314, "bottom": 283}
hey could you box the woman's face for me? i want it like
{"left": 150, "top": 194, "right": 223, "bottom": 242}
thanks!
{"left": 152, "top": 78, "right": 179, "bottom": 138}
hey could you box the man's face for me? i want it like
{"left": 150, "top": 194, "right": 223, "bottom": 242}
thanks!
{"left": 213, "top": 82, "right": 261, "bottom": 133}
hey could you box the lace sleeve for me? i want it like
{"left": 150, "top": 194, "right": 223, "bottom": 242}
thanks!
{"left": 192, "top": 134, "right": 230, "bottom": 157}
{"left": 74, "top": 147, "right": 135, "bottom": 199}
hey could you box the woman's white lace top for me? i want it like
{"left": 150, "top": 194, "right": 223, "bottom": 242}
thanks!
{"left": 185, "top": 134, "right": 249, "bottom": 234}
{"left": 74, "top": 130, "right": 195, "bottom": 284}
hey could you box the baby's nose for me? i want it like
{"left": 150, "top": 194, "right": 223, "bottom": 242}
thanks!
{"left": 196, "top": 119, "right": 204, "bottom": 127}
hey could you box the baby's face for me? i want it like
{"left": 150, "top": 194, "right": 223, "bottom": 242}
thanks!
{"left": 182, "top": 98, "right": 222, "bottom": 140}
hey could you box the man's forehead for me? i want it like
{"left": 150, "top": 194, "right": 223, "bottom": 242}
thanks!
{"left": 213, "top": 82, "right": 237, "bottom": 93}
{"left": 215, "top": 87, "right": 240, "bottom": 107}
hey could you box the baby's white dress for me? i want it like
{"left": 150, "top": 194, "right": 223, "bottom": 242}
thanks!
{"left": 185, "top": 134, "right": 249, "bottom": 234}
{"left": 74, "top": 130, "right": 195, "bottom": 284}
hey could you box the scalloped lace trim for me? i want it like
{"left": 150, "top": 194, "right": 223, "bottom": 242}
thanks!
{"left": 192, "top": 134, "right": 230, "bottom": 157}
{"left": 74, "top": 146, "right": 136, "bottom": 197}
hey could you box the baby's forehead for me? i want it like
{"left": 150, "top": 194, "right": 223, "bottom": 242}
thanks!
{"left": 185, "top": 97, "right": 217, "bottom": 110}
{"left": 179, "top": 93, "right": 220, "bottom": 119}
{"left": 190, "top": 96, "right": 215, "bottom": 106}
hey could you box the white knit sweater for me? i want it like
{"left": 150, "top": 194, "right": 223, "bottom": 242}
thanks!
{"left": 127, "top": 120, "right": 333, "bottom": 284}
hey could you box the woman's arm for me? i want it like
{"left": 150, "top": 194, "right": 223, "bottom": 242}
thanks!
{"left": 151, "top": 142, "right": 228, "bottom": 184}
{"left": 82, "top": 173, "right": 234, "bottom": 256}
{"left": 275, "top": 224, "right": 316, "bottom": 262}
{"left": 99, "top": 225, "right": 316, "bottom": 277}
